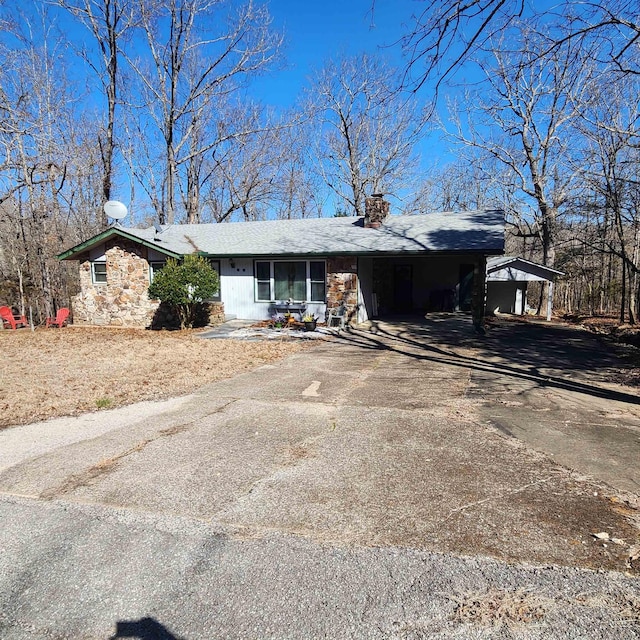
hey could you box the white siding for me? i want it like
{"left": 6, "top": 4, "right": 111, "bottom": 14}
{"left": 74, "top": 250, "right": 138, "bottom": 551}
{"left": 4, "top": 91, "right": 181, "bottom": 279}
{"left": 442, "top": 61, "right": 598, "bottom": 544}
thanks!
{"left": 358, "top": 257, "right": 373, "bottom": 323}
{"left": 488, "top": 266, "right": 551, "bottom": 282}
{"left": 219, "top": 258, "right": 261, "bottom": 319}
{"left": 219, "top": 257, "right": 326, "bottom": 321}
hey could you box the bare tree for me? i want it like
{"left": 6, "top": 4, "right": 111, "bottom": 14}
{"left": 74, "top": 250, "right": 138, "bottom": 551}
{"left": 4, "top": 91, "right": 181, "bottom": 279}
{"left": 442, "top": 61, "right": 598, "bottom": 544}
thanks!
{"left": 127, "top": 0, "right": 281, "bottom": 224}
{"left": 398, "top": 0, "right": 523, "bottom": 93}
{"left": 397, "top": 0, "right": 640, "bottom": 93}
{"left": 573, "top": 71, "right": 640, "bottom": 322}
{"left": 0, "top": 6, "right": 104, "bottom": 318}
{"left": 53, "top": 0, "right": 136, "bottom": 226}
{"left": 195, "top": 103, "right": 315, "bottom": 222}
{"left": 0, "top": 10, "right": 68, "bottom": 318}
{"left": 274, "top": 120, "right": 324, "bottom": 219}
{"left": 448, "top": 26, "right": 598, "bottom": 274}
{"left": 307, "top": 53, "right": 430, "bottom": 217}
{"left": 407, "top": 156, "right": 510, "bottom": 213}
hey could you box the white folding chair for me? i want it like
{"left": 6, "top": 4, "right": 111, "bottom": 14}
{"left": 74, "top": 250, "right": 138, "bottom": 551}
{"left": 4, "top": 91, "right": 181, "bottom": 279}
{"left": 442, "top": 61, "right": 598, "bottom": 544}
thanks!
{"left": 327, "top": 304, "right": 347, "bottom": 329}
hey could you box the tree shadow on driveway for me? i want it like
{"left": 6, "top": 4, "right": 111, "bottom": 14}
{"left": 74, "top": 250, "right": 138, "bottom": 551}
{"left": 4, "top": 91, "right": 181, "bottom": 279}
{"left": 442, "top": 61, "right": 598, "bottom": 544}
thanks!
{"left": 335, "top": 316, "right": 640, "bottom": 407}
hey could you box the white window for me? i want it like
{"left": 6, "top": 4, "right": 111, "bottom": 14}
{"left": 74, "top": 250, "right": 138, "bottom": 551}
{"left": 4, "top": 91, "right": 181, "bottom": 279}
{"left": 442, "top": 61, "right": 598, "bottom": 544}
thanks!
{"left": 255, "top": 261, "right": 271, "bottom": 301}
{"left": 310, "top": 261, "right": 325, "bottom": 302}
{"left": 255, "top": 260, "right": 326, "bottom": 302}
{"left": 91, "top": 261, "right": 107, "bottom": 284}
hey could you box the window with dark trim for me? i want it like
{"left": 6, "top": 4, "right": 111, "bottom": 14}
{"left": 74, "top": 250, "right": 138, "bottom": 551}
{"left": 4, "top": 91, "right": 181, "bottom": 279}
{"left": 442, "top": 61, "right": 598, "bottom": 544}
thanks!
{"left": 206, "top": 258, "right": 221, "bottom": 301}
{"left": 254, "top": 260, "right": 326, "bottom": 302}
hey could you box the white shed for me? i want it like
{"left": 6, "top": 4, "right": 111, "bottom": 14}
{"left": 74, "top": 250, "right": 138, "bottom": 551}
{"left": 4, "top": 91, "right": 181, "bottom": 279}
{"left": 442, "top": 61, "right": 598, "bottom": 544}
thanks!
{"left": 486, "top": 257, "right": 564, "bottom": 321}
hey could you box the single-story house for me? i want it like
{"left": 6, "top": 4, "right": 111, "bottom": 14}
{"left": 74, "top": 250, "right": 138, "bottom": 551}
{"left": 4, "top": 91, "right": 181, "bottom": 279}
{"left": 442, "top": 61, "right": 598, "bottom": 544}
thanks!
{"left": 58, "top": 196, "right": 505, "bottom": 327}
{"left": 486, "top": 256, "right": 564, "bottom": 321}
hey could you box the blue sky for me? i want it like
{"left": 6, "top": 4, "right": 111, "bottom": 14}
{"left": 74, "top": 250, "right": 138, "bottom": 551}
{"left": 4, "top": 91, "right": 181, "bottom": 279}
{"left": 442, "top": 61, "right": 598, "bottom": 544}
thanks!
{"left": 251, "top": 0, "right": 421, "bottom": 108}
{"left": 248, "top": 0, "right": 453, "bottom": 193}
{"left": 31, "top": 0, "right": 452, "bottom": 214}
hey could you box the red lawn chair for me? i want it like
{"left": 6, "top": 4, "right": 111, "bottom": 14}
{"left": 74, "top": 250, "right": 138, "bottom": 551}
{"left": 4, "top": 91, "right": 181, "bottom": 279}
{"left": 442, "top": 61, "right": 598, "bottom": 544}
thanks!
{"left": 0, "top": 306, "right": 28, "bottom": 330}
{"left": 46, "top": 307, "right": 70, "bottom": 328}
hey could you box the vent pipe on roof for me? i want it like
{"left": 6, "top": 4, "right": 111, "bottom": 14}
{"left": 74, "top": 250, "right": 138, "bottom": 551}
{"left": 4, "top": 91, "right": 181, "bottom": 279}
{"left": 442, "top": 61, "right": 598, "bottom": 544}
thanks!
{"left": 364, "top": 193, "right": 390, "bottom": 228}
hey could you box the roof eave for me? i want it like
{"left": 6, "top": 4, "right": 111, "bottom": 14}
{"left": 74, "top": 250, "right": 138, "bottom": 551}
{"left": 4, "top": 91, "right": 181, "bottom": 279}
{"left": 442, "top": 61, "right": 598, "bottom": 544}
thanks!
{"left": 487, "top": 256, "right": 564, "bottom": 277}
{"left": 195, "top": 248, "right": 504, "bottom": 258}
{"left": 57, "top": 227, "right": 182, "bottom": 261}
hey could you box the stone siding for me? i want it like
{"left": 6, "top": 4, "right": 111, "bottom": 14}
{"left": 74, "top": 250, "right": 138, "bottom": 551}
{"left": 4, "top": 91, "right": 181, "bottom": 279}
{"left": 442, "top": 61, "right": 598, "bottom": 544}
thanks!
{"left": 364, "top": 195, "right": 390, "bottom": 228}
{"left": 72, "top": 239, "right": 159, "bottom": 327}
{"left": 326, "top": 256, "right": 358, "bottom": 325}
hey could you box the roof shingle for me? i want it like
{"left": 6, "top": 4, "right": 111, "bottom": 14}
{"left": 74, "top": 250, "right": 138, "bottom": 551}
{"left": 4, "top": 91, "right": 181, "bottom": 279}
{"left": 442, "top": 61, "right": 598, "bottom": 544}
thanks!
{"left": 127, "top": 209, "right": 505, "bottom": 257}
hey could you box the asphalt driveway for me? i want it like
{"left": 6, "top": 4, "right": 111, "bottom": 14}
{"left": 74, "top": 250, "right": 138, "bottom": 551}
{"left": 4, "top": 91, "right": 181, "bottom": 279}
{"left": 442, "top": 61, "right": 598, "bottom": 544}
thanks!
{"left": 0, "top": 315, "right": 639, "bottom": 638}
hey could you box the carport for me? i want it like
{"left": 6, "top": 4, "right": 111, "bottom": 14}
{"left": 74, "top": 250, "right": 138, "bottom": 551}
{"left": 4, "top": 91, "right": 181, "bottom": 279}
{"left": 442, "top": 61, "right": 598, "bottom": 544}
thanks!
{"left": 486, "top": 256, "right": 564, "bottom": 321}
{"left": 357, "top": 254, "right": 485, "bottom": 318}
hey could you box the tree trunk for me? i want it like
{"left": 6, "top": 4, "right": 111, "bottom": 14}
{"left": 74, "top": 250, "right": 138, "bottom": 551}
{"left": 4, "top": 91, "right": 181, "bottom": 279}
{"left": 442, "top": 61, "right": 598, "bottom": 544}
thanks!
{"left": 627, "top": 262, "right": 636, "bottom": 325}
{"left": 185, "top": 155, "right": 201, "bottom": 223}
{"left": 166, "top": 141, "right": 176, "bottom": 224}
{"left": 620, "top": 256, "right": 627, "bottom": 323}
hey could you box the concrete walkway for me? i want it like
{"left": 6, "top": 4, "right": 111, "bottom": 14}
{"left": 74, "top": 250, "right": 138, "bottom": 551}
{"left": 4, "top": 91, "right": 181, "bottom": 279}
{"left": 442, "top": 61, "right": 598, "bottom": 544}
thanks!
{"left": 197, "top": 318, "right": 255, "bottom": 338}
{"left": 198, "top": 318, "right": 336, "bottom": 340}
{"left": 0, "top": 316, "right": 639, "bottom": 639}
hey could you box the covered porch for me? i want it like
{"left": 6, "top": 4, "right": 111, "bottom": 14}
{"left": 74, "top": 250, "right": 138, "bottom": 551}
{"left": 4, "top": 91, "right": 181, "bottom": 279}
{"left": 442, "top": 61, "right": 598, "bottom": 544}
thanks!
{"left": 356, "top": 254, "right": 489, "bottom": 323}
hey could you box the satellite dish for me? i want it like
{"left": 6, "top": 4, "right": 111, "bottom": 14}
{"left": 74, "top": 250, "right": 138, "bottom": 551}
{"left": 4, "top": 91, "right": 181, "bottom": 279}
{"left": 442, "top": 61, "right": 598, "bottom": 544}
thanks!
{"left": 104, "top": 200, "right": 128, "bottom": 221}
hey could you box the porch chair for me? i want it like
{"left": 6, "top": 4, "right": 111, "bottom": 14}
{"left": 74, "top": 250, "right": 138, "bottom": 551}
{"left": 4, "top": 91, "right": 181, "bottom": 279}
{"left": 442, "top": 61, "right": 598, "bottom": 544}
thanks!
{"left": 46, "top": 307, "right": 70, "bottom": 328}
{"left": 327, "top": 304, "right": 347, "bottom": 329}
{"left": 0, "top": 306, "right": 28, "bottom": 330}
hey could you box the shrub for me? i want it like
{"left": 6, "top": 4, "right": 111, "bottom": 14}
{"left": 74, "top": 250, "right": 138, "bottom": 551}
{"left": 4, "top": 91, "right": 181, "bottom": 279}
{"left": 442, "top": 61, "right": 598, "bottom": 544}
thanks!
{"left": 148, "top": 255, "right": 219, "bottom": 329}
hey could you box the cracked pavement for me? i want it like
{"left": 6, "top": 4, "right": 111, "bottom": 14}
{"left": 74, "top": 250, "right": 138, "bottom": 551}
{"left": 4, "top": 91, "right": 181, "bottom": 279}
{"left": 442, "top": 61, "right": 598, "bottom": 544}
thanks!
{"left": 1, "top": 316, "right": 639, "bottom": 638}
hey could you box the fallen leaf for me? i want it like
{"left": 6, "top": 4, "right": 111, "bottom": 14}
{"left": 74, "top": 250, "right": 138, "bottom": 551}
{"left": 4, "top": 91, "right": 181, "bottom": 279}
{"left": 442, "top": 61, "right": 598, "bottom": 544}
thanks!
{"left": 592, "top": 532, "right": 610, "bottom": 541}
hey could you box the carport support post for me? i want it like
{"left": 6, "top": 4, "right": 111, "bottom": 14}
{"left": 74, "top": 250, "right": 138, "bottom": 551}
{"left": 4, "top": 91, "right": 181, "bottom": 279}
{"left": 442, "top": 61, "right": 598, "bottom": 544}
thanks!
{"left": 546, "top": 280, "right": 554, "bottom": 321}
{"left": 471, "top": 255, "right": 487, "bottom": 331}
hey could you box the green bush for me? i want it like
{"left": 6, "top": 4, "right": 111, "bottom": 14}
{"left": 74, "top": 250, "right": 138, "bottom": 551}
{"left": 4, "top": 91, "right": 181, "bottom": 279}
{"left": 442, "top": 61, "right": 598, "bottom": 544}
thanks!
{"left": 148, "top": 255, "right": 219, "bottom": 329}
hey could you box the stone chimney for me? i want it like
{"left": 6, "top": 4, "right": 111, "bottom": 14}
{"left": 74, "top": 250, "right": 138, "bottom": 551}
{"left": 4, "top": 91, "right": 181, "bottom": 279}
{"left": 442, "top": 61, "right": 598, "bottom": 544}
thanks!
{"left": 364, "top": 193, "right": 390, "bottom": 228}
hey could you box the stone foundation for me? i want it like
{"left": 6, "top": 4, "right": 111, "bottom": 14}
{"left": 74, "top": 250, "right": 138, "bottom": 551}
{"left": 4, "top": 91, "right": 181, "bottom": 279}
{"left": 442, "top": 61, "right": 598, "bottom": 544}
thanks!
{"left": 208, "top": 301, "right": 225, "bottom": 325}
{"left": 326, "top": 256, "right": 358, "bottom": 325}
{"left": 150, "top": 300, "right": 226, "bottom": 329}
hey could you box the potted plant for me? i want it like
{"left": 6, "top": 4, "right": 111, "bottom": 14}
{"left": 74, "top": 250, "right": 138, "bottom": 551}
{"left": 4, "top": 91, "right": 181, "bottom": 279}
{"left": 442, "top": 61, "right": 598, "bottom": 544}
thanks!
{"left": 271, "top": 314, "right": 286, "bottom": 329}
{"left": 302, "top": 313, "right": 317, "bottom": 331}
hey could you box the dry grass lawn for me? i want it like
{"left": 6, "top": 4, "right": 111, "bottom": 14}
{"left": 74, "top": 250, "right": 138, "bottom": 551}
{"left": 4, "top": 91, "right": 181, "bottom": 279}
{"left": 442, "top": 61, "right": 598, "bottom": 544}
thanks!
{"left": 0, "top": 327, "right": 310, "bottom": 429}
